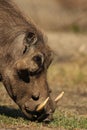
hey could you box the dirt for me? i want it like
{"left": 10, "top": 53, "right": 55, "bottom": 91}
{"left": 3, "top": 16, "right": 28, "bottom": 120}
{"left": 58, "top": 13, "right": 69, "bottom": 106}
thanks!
{"left": 0, "top": 127, "right": 65, "bottom": 130}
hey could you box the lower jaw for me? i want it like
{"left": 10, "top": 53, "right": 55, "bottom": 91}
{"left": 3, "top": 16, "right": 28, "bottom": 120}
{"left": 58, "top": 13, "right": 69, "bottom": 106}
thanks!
{"left": 29, "top": 113, "right": 53, "bottom": 123}
{"left": 37, "top": 114, "right": 50, "bottom": 122}
{"left": 24, "top": 111, "right": 51, "bottom": 122}
{"left": 26, "top": 113, "right": 49, "bottom": 122}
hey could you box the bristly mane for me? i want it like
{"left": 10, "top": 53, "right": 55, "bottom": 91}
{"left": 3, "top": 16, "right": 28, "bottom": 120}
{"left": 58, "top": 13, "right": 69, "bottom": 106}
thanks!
{"left": 0, "top": 0, "right": 36, "bottom": 46}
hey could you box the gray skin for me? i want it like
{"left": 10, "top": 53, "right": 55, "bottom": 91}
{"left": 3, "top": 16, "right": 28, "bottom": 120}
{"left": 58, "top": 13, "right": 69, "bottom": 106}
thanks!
{"left": 0, "top": 0, "right": 56, "bottom": 121}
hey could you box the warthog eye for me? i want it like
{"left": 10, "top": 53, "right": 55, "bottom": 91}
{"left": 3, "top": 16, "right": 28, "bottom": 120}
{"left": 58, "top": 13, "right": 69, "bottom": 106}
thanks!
{"left": 26, "top": 32, "right": 37, "bottom": 46}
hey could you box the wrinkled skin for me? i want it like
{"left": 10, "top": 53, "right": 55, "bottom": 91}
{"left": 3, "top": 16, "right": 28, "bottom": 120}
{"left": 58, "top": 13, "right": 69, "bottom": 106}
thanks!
{"left": 0, "top": 0, "right": 56, "bottom": 121}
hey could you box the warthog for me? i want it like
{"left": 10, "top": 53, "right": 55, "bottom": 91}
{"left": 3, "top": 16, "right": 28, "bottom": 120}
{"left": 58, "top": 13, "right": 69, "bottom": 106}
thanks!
{"left": 0, "top": 0, "right": 64, "bottom": 122}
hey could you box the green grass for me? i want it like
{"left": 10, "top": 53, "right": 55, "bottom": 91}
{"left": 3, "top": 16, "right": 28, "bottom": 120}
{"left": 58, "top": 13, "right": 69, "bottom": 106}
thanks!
{"left": 71, "top": 24, "right": 80, "bottom": 33}
{"left": 0, "top": 110, "right": 38, "bottom": 128}
{"left": 0, "top": 109, "right": 87, "bottom": 130}
{"left": 0, "top": 109, "right": 28, "bottom": 126}
{"left": 49, "top": 110, "right": 87, "bottom": 129}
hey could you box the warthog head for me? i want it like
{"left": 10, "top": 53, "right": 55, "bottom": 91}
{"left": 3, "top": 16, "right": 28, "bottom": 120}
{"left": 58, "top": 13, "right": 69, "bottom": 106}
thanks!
{"left": 0, "top": 0, "right": 64, "bottom": 122}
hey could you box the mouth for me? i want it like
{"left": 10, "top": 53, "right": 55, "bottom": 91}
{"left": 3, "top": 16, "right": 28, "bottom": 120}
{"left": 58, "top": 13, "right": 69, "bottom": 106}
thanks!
{"left": 25, "top": 108, "right": 50, "bottom": 122}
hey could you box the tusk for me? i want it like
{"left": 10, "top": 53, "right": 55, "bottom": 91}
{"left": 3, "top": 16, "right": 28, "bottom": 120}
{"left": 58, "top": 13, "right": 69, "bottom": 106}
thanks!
{"left": 36, "top": 97, "right": 49, "bottom": 112}
{"left": 55, "top": 91, "right": 64, "bottom": 103}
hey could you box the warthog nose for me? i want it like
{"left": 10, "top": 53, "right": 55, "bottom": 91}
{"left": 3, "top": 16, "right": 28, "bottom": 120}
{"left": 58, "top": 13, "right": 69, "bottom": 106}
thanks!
{"left": 33, "top": 54, "right": 44, "bottom": 67}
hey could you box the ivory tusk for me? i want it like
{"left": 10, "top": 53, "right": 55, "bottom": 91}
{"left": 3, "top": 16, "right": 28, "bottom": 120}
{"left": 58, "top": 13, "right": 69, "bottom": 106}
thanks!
{"left": 36, "top": 97, "right": 49, "bottom": 111}
{"left": 55, "top": 91, "right": 64, "bottom": 103}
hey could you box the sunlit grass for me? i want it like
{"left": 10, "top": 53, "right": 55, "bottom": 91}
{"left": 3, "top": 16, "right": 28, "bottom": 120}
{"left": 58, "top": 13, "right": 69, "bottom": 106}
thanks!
{"left": 0, "top": 110, "right": 87, "bottom": 130}
{"left": 49, "top": 110, "right": 87, "bottom": 129}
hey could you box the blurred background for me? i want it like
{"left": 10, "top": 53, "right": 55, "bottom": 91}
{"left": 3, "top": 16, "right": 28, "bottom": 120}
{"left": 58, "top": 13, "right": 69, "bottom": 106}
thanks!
{"left": 14, "top": 0, "right": 87, "bottom": 60}
{"left": 15, "top": 0, "right": 87, "bottom": 31}
{"left": 1, "top": 0, "right": 87, "bottom": 119}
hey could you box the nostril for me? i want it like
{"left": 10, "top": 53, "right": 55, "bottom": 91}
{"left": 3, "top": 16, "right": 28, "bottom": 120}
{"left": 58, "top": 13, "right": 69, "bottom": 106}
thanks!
{"left": 33, "top": 55, "right": 43, "bottom": 67}
{"left": 32, "top": 94, "right": 39, "bottom": 101}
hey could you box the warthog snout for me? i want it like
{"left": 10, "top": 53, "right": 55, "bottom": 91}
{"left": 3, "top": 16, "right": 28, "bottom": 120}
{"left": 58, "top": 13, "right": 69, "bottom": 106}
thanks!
{"left": 23, "top": 97, "right": 55, "bottom": 121}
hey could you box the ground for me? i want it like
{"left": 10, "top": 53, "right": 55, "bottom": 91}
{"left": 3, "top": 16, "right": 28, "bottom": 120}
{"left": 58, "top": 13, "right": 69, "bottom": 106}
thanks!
{"left": 0, "top": 32, "right": 87, "bottom": 130}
